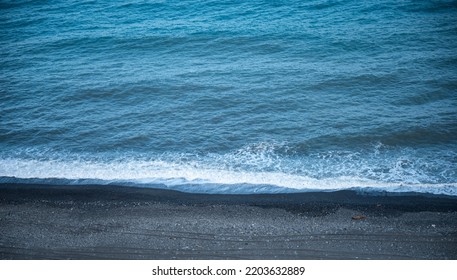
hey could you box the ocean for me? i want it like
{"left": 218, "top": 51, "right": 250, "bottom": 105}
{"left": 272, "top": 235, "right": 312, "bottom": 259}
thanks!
{"left": 1, "top": 0, "right": 456, "bottom": 195}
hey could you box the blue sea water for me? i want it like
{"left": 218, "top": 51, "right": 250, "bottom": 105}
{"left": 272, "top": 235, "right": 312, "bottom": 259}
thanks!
{"left": 1, "top": 0, "right": 457, "bottom": 195}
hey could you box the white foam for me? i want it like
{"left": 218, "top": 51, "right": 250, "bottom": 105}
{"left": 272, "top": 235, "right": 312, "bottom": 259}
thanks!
{"left": 1, "top": 157, "right": 456, "bottom": 195}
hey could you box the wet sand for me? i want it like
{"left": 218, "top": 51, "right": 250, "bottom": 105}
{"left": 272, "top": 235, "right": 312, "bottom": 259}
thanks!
{"left": 1, "top": 183, "right": 456, "bottom": 259}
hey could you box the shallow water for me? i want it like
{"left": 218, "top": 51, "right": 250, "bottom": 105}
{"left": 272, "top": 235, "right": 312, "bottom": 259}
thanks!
{"left": 1, "top": 0, "right": 456, "bottom": 194}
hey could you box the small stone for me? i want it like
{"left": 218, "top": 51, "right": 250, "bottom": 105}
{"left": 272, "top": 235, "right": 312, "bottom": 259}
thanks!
{"left": 352, "top": 215, "right": 367, "bottom": 220}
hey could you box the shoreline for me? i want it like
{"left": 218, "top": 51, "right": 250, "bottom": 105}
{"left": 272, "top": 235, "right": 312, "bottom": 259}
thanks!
{"left": 1, "top": 183, "right": 456, "bottom": 259}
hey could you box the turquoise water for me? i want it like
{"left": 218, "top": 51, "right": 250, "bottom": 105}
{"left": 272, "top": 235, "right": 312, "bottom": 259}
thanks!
{"left": 1, "top": 0, "right": 457, "bottom": 194}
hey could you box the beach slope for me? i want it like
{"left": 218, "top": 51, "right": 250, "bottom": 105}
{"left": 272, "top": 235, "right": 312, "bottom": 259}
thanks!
{"left": 1, "top": 183, "right": 456, "bottom": 259}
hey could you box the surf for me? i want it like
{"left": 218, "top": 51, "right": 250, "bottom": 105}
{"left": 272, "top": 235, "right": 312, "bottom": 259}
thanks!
{"left": 1, "top": 143, "right": 456, "bottom": 196}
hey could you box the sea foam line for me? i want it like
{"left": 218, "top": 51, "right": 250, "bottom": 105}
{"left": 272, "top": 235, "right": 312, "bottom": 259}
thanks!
{"left": 0, "top": 158, "right": 456, "bottom": 195}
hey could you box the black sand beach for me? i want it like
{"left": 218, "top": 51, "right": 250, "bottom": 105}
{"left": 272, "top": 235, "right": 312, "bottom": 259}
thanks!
{"left": 1, "top": 183, "right": 456, "bottom": 260}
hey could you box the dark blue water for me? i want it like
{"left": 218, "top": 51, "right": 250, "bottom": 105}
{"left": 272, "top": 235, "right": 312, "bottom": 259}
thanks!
{"left": 1, "top": 0, "right": 457, "bottom": 195}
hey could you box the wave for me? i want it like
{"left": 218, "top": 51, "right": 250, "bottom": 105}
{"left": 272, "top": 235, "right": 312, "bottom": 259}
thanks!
{"left": 1, "top": 142, "right": 456, "bottom": 195}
